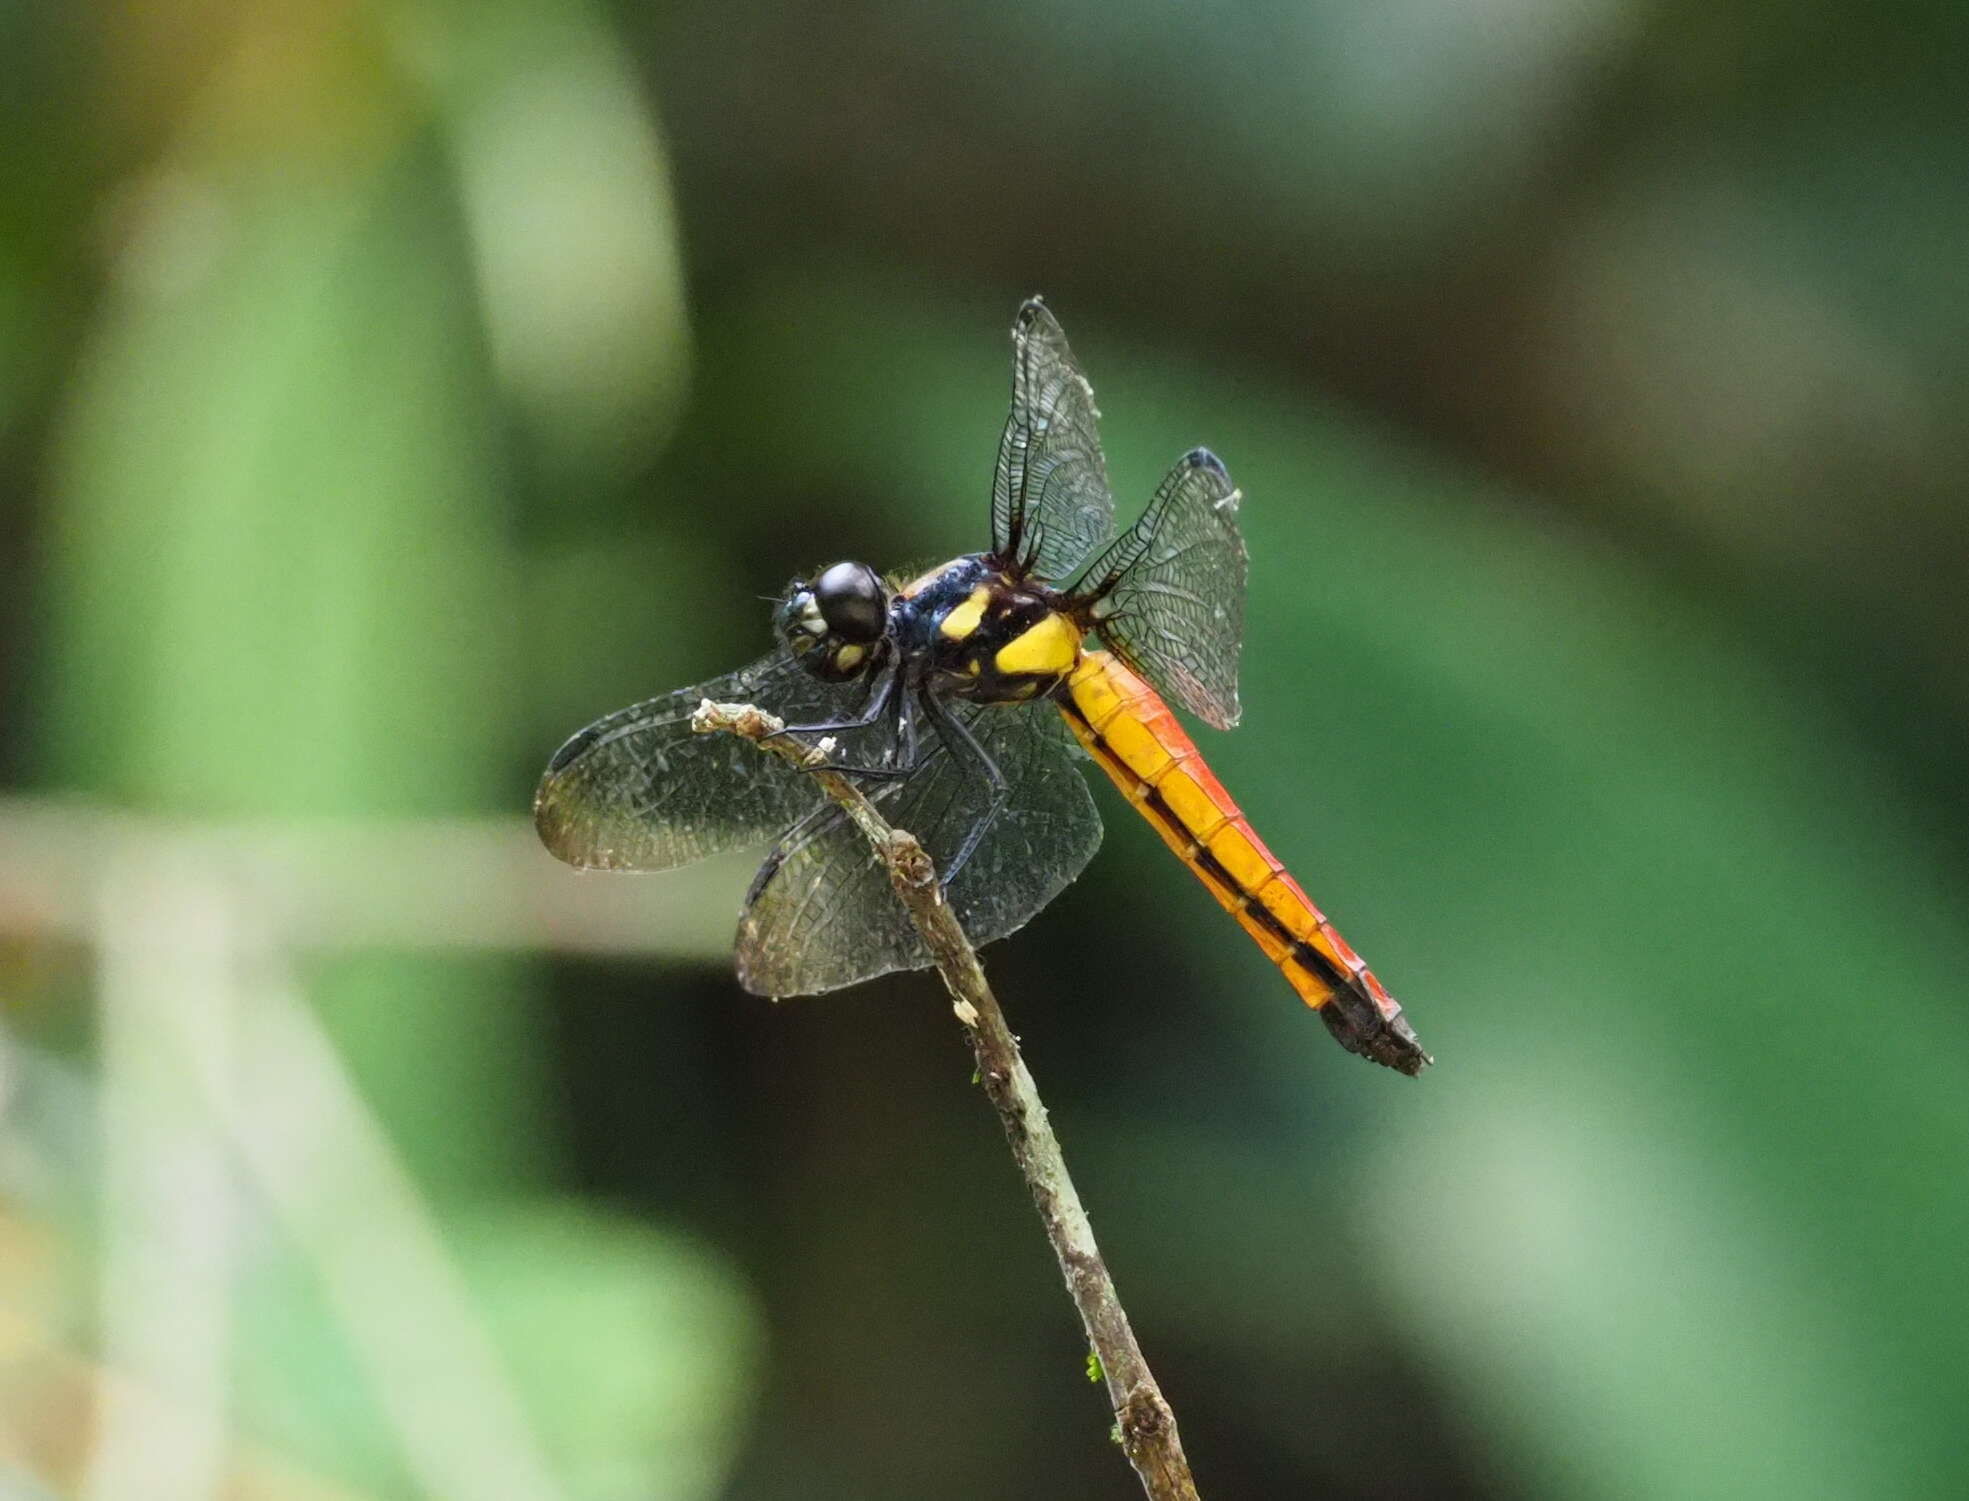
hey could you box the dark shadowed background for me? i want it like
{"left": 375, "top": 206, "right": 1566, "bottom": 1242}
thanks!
{"left": 3, "top": 2, "right": 1967, "bottom": 1497}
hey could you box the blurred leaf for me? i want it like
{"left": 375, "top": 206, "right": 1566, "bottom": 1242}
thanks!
{"left": 235, "top": 1199, "right": 762, "bottom": 1501}
{"left": 398, "top": 0, "right": 692, "bottom": 489}
{"left": 43, "top": 149, "right": 514, "bottom": 818}
{"left": 455, "top": 1201, "right": 763, "bottom": 1501}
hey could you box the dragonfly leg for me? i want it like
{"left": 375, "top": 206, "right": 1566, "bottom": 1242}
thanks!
{"left": 743, "top": 723, "right": 933, "bottom": 909}
{"left": 918, "top": 690, "right": 1008, "bottom": 888}
{"left": 766, "top": 661, "right": 895, "bottom": 738}
{"left": 806, "top": 669, "right": 932, "bottom": 783}
{"left": 886, "top": 682, "right": 922, "bottom": 772}
{"left": 767, "top": 665, "right": 914, "bottom": 778}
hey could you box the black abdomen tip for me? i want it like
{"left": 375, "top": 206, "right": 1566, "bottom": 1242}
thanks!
{"left": 1318, "top": 986, "right": 1433, "bottom": 1077}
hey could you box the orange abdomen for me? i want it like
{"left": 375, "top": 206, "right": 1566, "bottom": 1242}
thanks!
{"left": 1057, "top": 650, "right": 1430, "bottom": 1075}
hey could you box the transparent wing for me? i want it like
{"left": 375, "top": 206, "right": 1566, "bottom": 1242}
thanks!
{"left": 534, "top": 651, "right": 874, "bottom": 871}
{"left": 990, "top": 298, "right": 1117, "bottom": 584}
{"left": 735, "top": 702, "right": 1103, "bottom": 995}
{"left": 1073, "top": 448, "right": 1247, "bottom": 730}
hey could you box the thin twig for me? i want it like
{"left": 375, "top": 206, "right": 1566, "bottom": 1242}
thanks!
{"left": 692, "top": 699, "right": 1200, "bottom": 1501}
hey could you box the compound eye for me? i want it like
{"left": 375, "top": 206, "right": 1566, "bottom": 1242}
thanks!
{"left": 813, "top": 561, "right": 887, "bottom": 643}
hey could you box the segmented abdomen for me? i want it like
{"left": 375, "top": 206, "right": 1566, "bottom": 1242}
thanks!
{"left": 1057, "top": 650, "right": 1430, "bottom": 1076}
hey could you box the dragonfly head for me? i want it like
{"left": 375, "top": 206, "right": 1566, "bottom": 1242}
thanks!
{"left": 776, "top": 561, "right": 892, "bottom": 681}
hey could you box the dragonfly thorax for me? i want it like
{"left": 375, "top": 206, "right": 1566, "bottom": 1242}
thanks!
{"left": 901, "top": 554, "right": 1083, "bottom": 704}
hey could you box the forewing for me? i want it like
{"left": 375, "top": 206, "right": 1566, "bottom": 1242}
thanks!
{"left": 1075, "top": 448, "right": 1247, "bottom": 730}
{"left": 990, "top": 298, "right": 1117, "bottom": 583}
{"left": 735, "top": 702, "right": 1103, "bottom": 995}
{"left": 534, "top": 651, "right": 868, "bottom": 871}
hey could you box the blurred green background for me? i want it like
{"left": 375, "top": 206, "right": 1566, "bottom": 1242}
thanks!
{"left": 3, "top": 1, "right": 1967, "bottom": 1497}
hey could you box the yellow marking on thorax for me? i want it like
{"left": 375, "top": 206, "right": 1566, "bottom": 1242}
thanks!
{"left": 993, "top": 611, "right": 1080, "bottom": 678}
{"left": 938, "top": 586, "right": 993, "bottom": 640}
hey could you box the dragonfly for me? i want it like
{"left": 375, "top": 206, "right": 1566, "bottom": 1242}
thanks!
{"left": 535, "top": 299, "right": 1430, "bottom": 1075}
